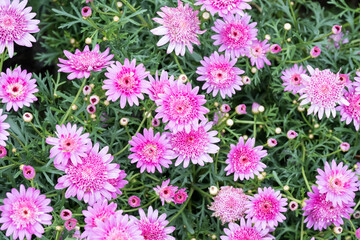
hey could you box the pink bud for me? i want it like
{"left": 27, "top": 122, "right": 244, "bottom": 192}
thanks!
{"left": 220, "top": 104, "right": 231, "bottom": 113}
{"left": 289, "top": 201, "right": 298, "bottom": 211}
{"left": 23, "top": 165, "right": 35, "bottom": 180}
{"left": 82, "top": 7, "right": 92, "bottom": 18}
{"left": 270, "top": 44, "right": 282, "bottom": 54}
{"left": 0, "top": 146, "right": 7, "bottom": 158}
{"left": 151, "top": 118, "right": 160, "bottom": 127}
{"left": 83, "top": 85, "right": 92, "bottom": 95}
{"left": 235, "top": 104, "right": 246, "bottom": 114}
{"left": 174, "top": 188, "right": 188, "bottom": 204}
{"left": 310, "top": 46, "right": 321, "bottom": 58}
{"left": 340, "top": 142, "right": 350, "bottom": 152}
{"left": 60, "top": 209, "right": 72, "bottom": 221}
{"left": 65, "top": 218, "right": 77, "bottom": 231}
{"left": 267, "top": 138, "right": 277, "bottom": 147}
{"left": 128, "top": 196, "right": 141, "bottom": 207}
{"left": 332, "top": 25, "right": 342, "bottom": 35}
{"left": 89, "top": 95, "right": 100, "bottom": 105}
{"left": 87, "top": 104, "right": 96, "bottom": 114}
{"left": 287, "top": 130, "right": 298, "bottom": 139}
{"left": 252, "top": 102, "right": 261, "bottom": 114}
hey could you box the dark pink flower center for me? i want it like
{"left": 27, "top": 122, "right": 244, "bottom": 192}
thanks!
{"left": 223, "top": 23, "right": 250, "bottom": 49}
{"left": 208, "top": 63, "right": 236, "bottom": 87}
{"left": 291, "top": 74, "right": 301, "bottom": 85}
{"left": 11, "top": 198, "right": 39, "bottom": 228}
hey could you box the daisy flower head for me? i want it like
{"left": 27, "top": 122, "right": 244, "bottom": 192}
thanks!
{"left": 107, "top": 168, "right": 128, "bottom": 199}
{"left": 220, "top": 219, "right": 273, "bottom": 240}
{"left": 58, "top": 44, "right": 114, "bottom": 80}
{"left": 196, "top": 51, "right": 244, "bottom": 98}
{"left": 211, "top": 13, "right": 258, "bottom": 59}
{"left": 46, "top": 123, "right": 91, "bottom": 167}
{"left": 0, "top": 0, "right": 40, "bottom": 58}
{"left": 129, "top": 128, "right": 173, "bottom": 173}
{"left": 155, "top": 79, "right": 209, "bottom": 133}
{"left": 174, "top": 188, "right": 188, "bottom": 204}
{"left": 315, "top": 160, "right": 358, "bottom": 207}
{"left": 281, "top": 64, "right": 307, "bottom": 95}
{"left": 169, "top": 120, "right": 220, "bottom": 168}
{"left": 136, "top": 206, "right": 175, "bottom": 240}
{"left": 208, "top": 186, "right": 248, "bottom": 224}
{"left": 151, "top": 0, "right": 206, "bottom": 56}
{"left": 225, "top": 137, "right": 268, "bottom": 181}
{"left": 0, "top": 185, "right": 53, "bottom": 240}
{"left": 303, "top": 185, "right": 354, "bottom": 231}
{"left": 153, "top": 179, "right": 178, "bottom": 205}
{"left": 336, "top": 85, "right": 360, "bottom": 131}
{"left": 194, "top": 0, "right": 251, "bottom": 17}
{"left": 354, "top": 71, "right": 360, "bottom": 93}
{"left": 103, "top": 59, "right": 150, "bottom": 108}
{"left": 0, "top": 67, "right": 38, "bottom": 112}
{"left": 298, "top": 66, "right": 349, "bottom": 120}
{"left": 55, "top": 143, "right": 121, "bottom": 205}
{"left": 0, "top": 109, "right": 10, "bottom": 146}
{"left": 246, "top": 39, "right": 271, "bottom": 69}
{"left": 148, "top": 70, "right": 175, "bottom": 101}
{"left": 245, "top": 187, "right": 287, "bottom": 229}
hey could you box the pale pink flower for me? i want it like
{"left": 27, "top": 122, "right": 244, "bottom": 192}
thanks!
{"left": 270, "top": 44, "right": 281, "bottom": 53}
{"left": 356, "top": 228, "right": 360, "bottom": 239}
{"left": 196, "top": 51, "right": 244, "bottom": 98}
{"left": 147, "top": 70, "right": 174, "bottom": 101}
{"left": 310, "top": 46, "right": 321, "bottom": 58}
{"left": 107, "top": 168, "right": 128, "bottom": 199}
{"left": 267, "top": 138, "right": 277, "bottom": 147}
{"left": 83, "top": 85, "right": 91, "bottom": 95}
{"left": 211, "top": 13, "right": 258, "bottom": 59}
{"left": 60, "top": 209, "right": 72, "bottom": 221}
{"left": 340, "top": 142, "right": 350, "bottom": 152}
{"left": 103, "top": 59, "right": 150, "bottom": 108}
{"left": 154, "top": 80, "right": 209, "bottom": 133}
{"left": 289, "top": 201, "right": 298, "bottom": 211}
{"left": 136, "top": 206, "right": 175, "bottom": 240}
{"left": 220, "top": 104, "right": 231, "bottom": 113}
{"left": 332, "top": 25, "right": 342, "bottom": 34}
{"left": 281, "top": 64, "right": 307, "bottom": 95}
{"left": 0, "top": 146, "right": 6, "bottom": 158}
{"left": 55, "top": 143, "right": 121, "bottom": 205}
{"left": 87, "top": 104, "right": 96, "bottom": 114}
{"left": 220, "top": 219, "right": 272, "bottom": 240}
{"left": 153, "top": 179, "right": 178, "bottom": 205}
{"left": 0, "top": 109, "right": 10, "bottom": 146}
{"left": 89, "top": 95, "right": 100, "bottom": 105}
{"left": 225, "top": 137, "right": 267, "bottom": 181}
{"left": 151, "top": 0, "right": 205, "bottom": 56}
{"left": 209, "top": 186, "right": 248, "bottom": 224}
{"left": 355, "top": 71, "right": 360, "bottom": 93}
{"left": 169, "top": 120, "right": 220, "bottom": 168}
{"left": 46, "top": 123, "right": 91, "bottom": 167}
{"left": 245, "top": 187, "right": 287, "bottom": 229}
{"left": 0, "top": 67, "right": 38, "bottom": 111}
{"left": 298, "top": 66, "right": 349, "bottom": 119}
{"left": 0, "top": 185, "right": 53, "bottom": 240}
{"left": 336, "top": 85, "right": 360, "bottom": 131}
{"left": 235, "top": 104, "right": 246, "bottom": 114}
{"left": 81, "top": 7, "right": 92, "bottom": 18}
{"left": 58, "top": 44, "right": 114, "bottom": 80}
{"left": 128, "top": 196, "right": 141, "bottom": 207}
{"left": 252, "top": 102, "right": 261, "bottom": 114}
{"left": 287, "top": 130, "right": 297, "bottom": 139}
{"left": 22, "top": 165, "right": 35, "bottom": 180}
{"left": 0, "top": 0, "right": 40, "bottom": 58}
{"left": 174, "top": 188, "right": 188, "bottom": 204}
{"left": 65, "top": 218, "right": 77, "bottom": 231}
{"left": 303, "top": 185, "right": 354, "bottom": 231}
{"left": 195, "top": 0, "right": 251, "bottom": 17}
{"left": 246, "top": 39, "right": 271, "bottom": 69}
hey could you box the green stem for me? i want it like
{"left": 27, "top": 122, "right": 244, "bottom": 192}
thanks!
{"left": 0, "top": 49, "right": 7, "bottom": 73}
{"left": 45, "top": 193, "right": 58, "bottom": 198}
{"left": 352, "top": 198, "right": 360, "bottom": 213}
{"left": 55, "top": 230, "right": 62, "bottom": 240}
{"left": 300, "top": 111, "right": 312, "bottom": 128}
{"left": 120, "top": 0, "right": 149, "bottom": 27}
{"left": 122, "top": 185, "right": 145, "bottom": 191}
{"left": 253, "top": 115, "right": 257, "bottom": 139}
{"left": 60, "top": 78, "right": 87, "bottom": 125}
{"left": 317, "top": 149, "right": 342, "bottom": 158}
{"left": 348, "top": 219, "right": 356, "bottom": 232}
{"left": 29, "top": 122, "right": 45, "bottom": 139}
{"left": 0, "top": 164, "right": 14, "bottom": 170}
{"left": 234, "top": 120, "right": 266, "bottom": 125}
{"left": 301, "top": 142, "right": 312, "bottom": 193}
{"left": 288, "top": 0, "right": 298, "bottom": 32}
{"left": 192, "top": 184, "right": 212, "bottom": 198}
{"left": 172, "top": 53, "right": 185, "bottom": 75}
{"left": 287, "top": 55, "right": 311, "bottom": 63}
{"left": 283, "top": 194, "right": 301, "bottom": 204}
{"left": 169, "top": 188, "right": 194, "bottom": 223}
{"left": 146, "top": 173, "right": 160, "bottom": 182}
{"left": 300, "top": 215, "right": 304, "bottom": 240}
{"left": 91, "top": 1, "right": 116, "bottom": 16}
{"left": 123, "top": 196, "right": 158, "bottom": 213}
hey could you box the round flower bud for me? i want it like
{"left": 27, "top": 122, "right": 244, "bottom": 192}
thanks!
{"left": 117, "top": 1, "right": 123, "bottom": 8}
{"left": 221, "top": 129, "right": 225, "bottom": 134}
{"left": 70, "top": 38, "right": 76, "bottom": 44}
{"left": 354, "top": 164, "right": 359, "bottom": 169}
{"left": 19, "top": 164, "right": 24, "bottom": 171}
{"left": 214, "top": 102, "right": 219, "bottom": 107}
{"left": 103, "top": 36, "right": 107, "bottom": 41}
{"left": 211, "top": 235, "right": 216, "bottom": 240}
{"left": 309, "top": 134, "right": 314, "bottom": 139}
{"left": 275, "top": 127, "right": 282, "bottom": 134}
{"left": 151, "top": 118, "right": 160, "bottom": 127}
{"left": 226, "top": 119, "right": 234, "bottom": 127}
{"left": 292, "top": 100, "right": 297, "bottom": 104}
{"left": 71, "top": 104, "right": 77, "bottom": 111}
{"left": 287, "top": 130, "right": 298, "bottom": 139}
{"left": 81, "top": 7, "right": 92, "bottom": 18}
{"left": 235, "top": 104, "right": 246, "bottom": 114}
{"left": 0, "top": 146, "right": 7, "bottom": 158}
{"left": 333, "top": 226, "right": 343, "bottom": 235}
{"left": 104, "top": 100, "right": 110, "bottom": 106}
{"left": 284, "top": 23, "right": 292, "bottom": 31}
{"left": 202, "top": 11, "right": 210, "bottom": 20}
{"left": 310, "top": 46, "right": 321, "bottom": 58}
{"left": 120, "top": 118, "right": 129, "bottom": 126}
{"left": 191, "top": 238, "right": 196, "bottom": 240}
{"left": 243, "top": 135, "right": 248, "bottom": 140}
{"left": 257, "top": 174, "right": 264, "bottom": 181}
{"left": 251, "top": 67, "right": 257, "bottom": 74}
{"left": 55, "top": 226, "right": 63, "bottom": 231}
{"left": 247, "top": 190, "right": 252, "bottom": 194}
{"left": 297, "top": 106, "right": 305, "bottom": 112}
{"left": 340, "top": 142, "right": 350, "bottom": 152}
{"left": 144, "top": 111, "right": 152, "bottom": 118}
{"left": 60, "top": 209, "right": 73, "bottom": 221}
{"left": 85, "top": 37, "right": 92, "bottom": 44}
{"left": 258, "top": 105, "right": 265, "bottom": 113}
{"left": 220, "top": 104, "right": 231, "bottom": 113}
{"left": 224, "top": 113, "right": 230, "bottom": 118}
{"left": 265, "top": 34, "right": 271, "bottom": 40}
{"left": 12, "top": 148, "right": 17, "bottom": 153}
{"left": 332, "top": 25, "right": 342, "bottom": 35}
{"left": 252, "top": 102, "right": 260, "bottom": 114}
{"left": 23, "top": 165, "right": 36, "bottom": 180}
{"left": 90, "top": 95, "right": 100, "bottom": 105}
{"left": 345, "top": 236, "right": 352, "bottom": 240}
{"left": 242, "top": 76, "right": 251, "bottom": 85}
{"left": 179, "top": 74, "right": 187, "bottom": 83}
{"left": 209, "top": 186, "right": 219, "bottom": 195}
{"left": 354, "top": 211, "right": 360, "bottom": 219}
{"left": 290, "top": 1, "right": 294, "bottom": 5}
{"left": 87, "top": 105, "right": 96, "bottom": 114}
{"left": 261, "top": 172, "right": 266, "bottom": 177}
{"left": 23, "top": 112, "right": 33, "bottom": 122}
{"left": 267, "top": 138, "right": 277, "bottom": 147}
{"left": 270, "top": 44, "right": 281, "bottom": 54}
{"left": 287, "top": 38, "right": 291, "bottom": 42}
{"left": 289, "top": 201, "right": 298, "bottom": 211}
{"left": 65, "top": 219, "right": 77, "bottom": 231}
{"left": 283, "top": 185, "right": 290, "bottom": 191}
{"left": 90, "top": 114, "right": 96, "bottom": 119}
{"left": 301, "top": 199, "right": 307, "bottom": 208}
{"left": 113, "top": 16, "right": 120, "bottom": 22}
{"left": 314, "top": 123, "right": 320, "bottom": 129}
{"left": 89, "top": 83, "right": 95, "bottom": 89}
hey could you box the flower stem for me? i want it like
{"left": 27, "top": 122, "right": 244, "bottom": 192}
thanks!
{"left": 120, "top": 0, "right": 149, "bottom": 27}
{"left": 286, "top": 55, "right": 311, "bottom": 64}
{"left": 145, "top": 173, "right": 160, "bottom": 182}
{"left": 253, "top": 115, "right": 257, "bottom": 139}
{"left": 169, "top": 188, "right": 194, "bottom": 223}
{"left": 29, "top": 122, "right": 45, "bottom": 139}
{"left": 288, "top": 0, "right": 298, "bottom": 32}
{"left": 348, "top": 219, "right": 356, "bottom": 232}
{"left": 0, "top": 49, "right": 7, "bottom": 73}
{"left": 9, "top": 132, "right": 45, "bottom": 165}
{"left": 300, "top": 215, "right": 305, "bottom": 240}
{"left": 0, "top": 164, "right": 14, "bottom": 170}
{"left": 317, "top": 149, "right": 342, "bottom": 158}
{"left": 192, "top": 184, "right": 212, "bottom": 198}
{"left": 301, "top": 142, "right": 312, "bottom": 193}
{"left": 172, "top": 53, "right": 185, "bottom": 75}
{"left": 234, "top": 120, "right": 266, "bottom": 125}
{"left": 300, "top": 111, "right": 312, "bottom": 128}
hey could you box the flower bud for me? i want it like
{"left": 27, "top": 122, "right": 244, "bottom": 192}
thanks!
{"left": 120, "top": 118, "right": 129, "bottom": 126}
{"left": 275, "top": 127, "right": 282, "bottom": 134}
{"left": 23, "top": 165, "right": 36, "bottom": 180}
{"left": 220, "top": 104, "right": 231, "bottom": 113}
{"left": 209, "top": 186, "right": 219, "bottom": 195}
{"left": 242, "top": 76, "right": 251, "bottom": 85}
{"left": 243, "top": 135, "right": 248, "bottom": 140}
{"left": 287, "top": 130, "right": 298, "bottom": 139}
{"left": 85, "top": 37, "right": 92, "bottom": 44}
{"left": 283, "top": 185, "right": 290, "bottom": 191}
{"left": 226, "top": 119, "right": 234, "bottom": 127}
{"left": 71, "top": 104, "right": 77, "bottom": 111}
{"left": 258, "top": 105, "right": 265, "bottom": 113}
{"left": 332, "top": 25, "right": 342, "bottom": 34}
{"left": 340, "top": 142, "right": 350, "bottom": 152}
{"left": 89, "top": 83, "right": 95, "bottom": 89}
{"left": 82, "top": 7, "right": 92, "bottom": 18}
{"left": 113, "top": 16, "right": 120, "bottom": 22}
{"left": 116, "top": 1, "right": 123, "bottom": 8}
{"left": 267, "top": 138, "right": 277, "bottom": 147}
{"left": 265, "top": 34, "right": 271, "bottom": 40}
{"left": 70, "top": 38, "right": 76, "bottom": 44}
{"left": 252, "top": 102, "right": 260, "bottom": 114}
{"left": 65, "top": 218, "right": 77, "bottom": 231}
{"left": 297, "top": 106, "right": 305, "bottom": 112}
{"left": 0, "top": 146, "right": 7, "bottom": 158}
{"left": 23, "top": 112, "right": 33, "bottom": 122}
{"left": 104, "top": 100, "right": 110, "bottom": 106}
{"left": 284, "top": 23, "right": 292, "bottom": 31}
{"left": 310, "top": 46, "right": 321, "bottom": 58}
{"left": 257, "top": 174, "right": 264, "bottom": 181}
{"left": 251, "top": 67, "right": 257, "bottom": 74}
{"left": 12, "top": 148, "right": 16, "bottom": 153}
{"left": 179, "top": 74, "right": 187, "bottom": 83}
{"left": 151, "top": 118, "right": 160, "bottom": 127}
{"left": 202, "top": 12, "right": 210, "bottom": 20}
{"left": 270, "top": 44, "right": 281, "bottom": 54}
{"left": 235, "top": 104, "right": 246, "bottom": 114}
{"left": 87, "top": 105, "right": 96, "bottom": 114}
{"left": 90, "top": 95, "right": 100, "bottom": 105}
{"left": 211, "top": 235, "right": 217, "bottom": 240}
{"left": 354, "top": 211, "right": 360, "bottom": 219}
{"left": 289, "top": 201, "right": 298, "bottom": 211}
{"left": 214, "top": 102, "right": 219, "bottom": 107}
{"left": 333, "top": 226, "right": 343, "bottom": 235}
{"left": 314, "top": 123, "right": 319, "bottom": 129}
{"left": 60, "top": 209, "right": 72, "bottom": 221}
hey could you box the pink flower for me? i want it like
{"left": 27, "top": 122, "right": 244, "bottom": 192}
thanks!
{"left": 246, "top": 39, "right": 271, "bottom": 69}
{"left": 252, "top": 102, "right": 261, "bottom": 114}
{"left": 22, "top": 165, "right": 35, "bottom": 180}
{"left": 0, "top": 146, "right": 6, "bottom": 158}
{"left": 340, "top": 142, "right": 350, "bottom": 152}
{"left": 136, "top": 206, "right": 175, "bottom": 240}
{"left": 65, "top": 218, "right": 77, "bottom": 231}
{"left": 89, "top": 95, "right": 100, "bottom": 105}
{"left": 220, "top": 219, "right": 272, "bottom": 240}
{"left": 60, "top": 209, "right": 72, "bottom": 221}
{"left": 355, "top": 71, "right": 360, "bottom": 93}
{"left": 287, "top": 130, "right": 297, "bottom": 139}
{"left": 151, "top": 0, "right": 205, "bottom": 56}
{"left": 103, "top": 59, "right": 150, "bottom": 108}
{"left": 58, "top": 44, "right": 114, "bottom": 80}
{"left": 270, "top": 44, "right": 281, "bottom": 53}
{"left": 332, "top": 25, "right": 342, "bottom": 34}
{"left": 315, "top": 160, "right": 358, "bottom": 207}
{"left": 128, "top": 196, "right": 141, "bottom": 207}
{"left": 225, "top": 137, "right": 268, "bottom": 181}
{"left": 83, "top": 85, "right": 92, "bottom": 95}
{"left": 0, "top": 67, "right": 38, "bottom": 111}
{"left": 356, "top": 228, "right": 360, "bottom": 239}
{"left": 174, "top": 188, "right": 188, "bottom": 204}
{"left": 0, "top": 0, "right": 40, "bottom": 58}
{"left": 298, "top": 66, "right": 349, "bottom": 120}
{"left": 235, "top": 104, "right": 246, "bottom": 114}
{"left": 267, "top": 138, "right": 277, "bottom": 147}
{"left": 46, "top": 123, "right": 91, "bottom": 167}
{"left": 303, "top": 185, "right": 354, "bottom": 231}
{"left": 194, "top": 0, "right": 251, "bottom": 17}
{"left": 209, "top": 186, "right": 248, "bottom": 224}
{"left": 154, "top": 80, "right": 209, "bottom": 133}
{"left": 169, "top": 120, "right": 220, "bottom": 168}
{"left": 107, "top": 168, "right": 128, "bottom": 199}
{"left": 153, "top": 179, "right": 178, "bottom": 205}
{"left": 129, "top": 128, "right": 173, "bottom": 173}
{"left": 151, "top": 118, "right": 160, "bottom": 127}
{"left": 196, "top": 51, "right": 244, "bottom": 98}
{"left": 86, "top": 104, "right": 96, "bottom": 114}
{"left": 211, "top": 13, "right": 258, "bottom": 59}
{"left": 245, "top": 187, "right": 287, "bottom": 229}
{"left": 0, "top": 109, "right": 10, "bottom": 146}
{"left": 289, "top": 201, "right": 298, "bottom": 211}
{"left": 220, "top": 104, "right": 231, "bottom": 113}
{"left": 336, "top": 85, "right": 360, "bottom": 131}
{"left": 0, "top": 185, "right": 53, "bottom": 240}
{"left": 55, "top": 143, "right": 122, "bottom": 205}
{"left": 91, "top": 211, "right": 144, "bottom": 240}
{"left": 147, "top": 70, "right": 174, "bottom": 101}
{"left": 81, "top": 7, "right": 92, "bottom": 18}
{"left": 281, "top": 64, "right": 307, "bottom": 95}
{"left": 81, "top": 200, "right": 117, "bottom": 239}
{"left": 310, "top": 46, "right": 321, "bottom": 58}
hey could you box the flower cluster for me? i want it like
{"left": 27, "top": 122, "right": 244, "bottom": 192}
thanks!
{"left": 153, "top": 179, "right": 188, "bottom": 205}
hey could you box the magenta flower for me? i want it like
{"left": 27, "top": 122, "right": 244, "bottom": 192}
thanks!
{"left": 0, "top": 146, "right": 6, "bottom": 158}
{"left": 357, "top": 228, "right": 360, "bottom": 239}
{"left": 211, "top": 13, "right": 258, "bottom": 59}
{"left": 0, "top": 109, "right": 10, "bottom": 146}
{"left": 220, "top": 219, "right": 272, "bottom": 240}
{"left": 340, "top": 142, "right": 350, "bottom": 152}
{"left": 209, "top": 186, "right": 248, "bottom": 224}
{"left": 65, "top": 218, "right": 77, "bottom": 231}
{"left": 81, "top": 7, "right": 92, "bottom": 18}
{"left": 152, "top": 118, "right": 160, "bottom": 127}
{"left": 170, "top": 120, "right": 220, "bottom": 168}
{"left": 225, "top": 137, "right": 268, "bottom": 181}
{"left": 87, "top": 104, "right": 96, "bottom": 114}
{"left": 148, "top": 70, "right": 174, "bottom": 101}
{"left": 270, "top": 44, "right": 281, "bottom": 53}
{"left": 81, "top": 200, "right": 117, "bottom": 239}
{"left": 195, "top": 0, "right": 251, "bottom": 17}
{"left": 46, "top": 123, "right": 91, "bottom": 167}
{"left": 316, "top": 160, "right": 358, "bottom": 207}
{"left": 0, "top": 185, "right": 53, "bottom": 240}
{"left": 0, "top": 0, "right": 40, "bottom": 58}
{"left": 174, "top": 188, "right": 188, "bottom": 204}
{"left": 298, "top": 66, "right": 349, "bottom": 119}
{"left": 287, "top": 130, "right": 297, "bottom": 139}
{"left": 155, "top": 80, "right": 209, "bottom": 133}
{"left": 303, "top": 185, "right": 354, "bottom": 231}
{"left": 89, "top": 95, "right": 100, "bottom": 105}
{"left": 136, "top": 206, "right": 175, "bottom": 240}
{"left": 310, "top": 46, "right": 321, "bottom": 58}
{"left": 355, "top": 71, "right": 360, "bottom": 93}
{"left": 289, "top": 201, "right": 298, "bottom": 211}
{"left": 0, "top": 67, "right": 38, "bottom": 111}
{"left": 128, "top": 196, "right": 141, "bottom": 207}
{"left": 246, "top": 39, "right": 271, "bottom": 69}
{"left": 267, "top": 138, "right": 277, "bottom": 147}
{"left": 22, "top": 165, "right": 35, "bottom": 180}
{"left": 60, "top": 209, "right": 72, "bottom": 221}
{"left": 151, "top": 0, "right": 205, "bottom": 56}
{"left": 336, "top": 86, "right": 360, "bottom": 131}
{"left": 103, "top": 59, "right": 150, "bottom": 108}
{"left": 235, "top": 104, "right": 246, "bottom": 114}
{"left": 153, "top": 179, "right": 178, "bottom": 205}
{"left": 107, "top": 168, "right": 128, "bottom": 199}
{"left": 55, "top": 143, "right": 122, "bottom": 205}
{"left": 245, "top": 187, "right": 287, "bottom": 229}
{"left": 196, "top": 51, "right": 244, "bottom": 98}
{"left": 332, "top": 25, "right": 342, "bottom": 34}
{"left": 281, "top": 64, "right": 307, "bottom": 95}
{"left": 58, "top": 44, "right": 114, "bottom": 80}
